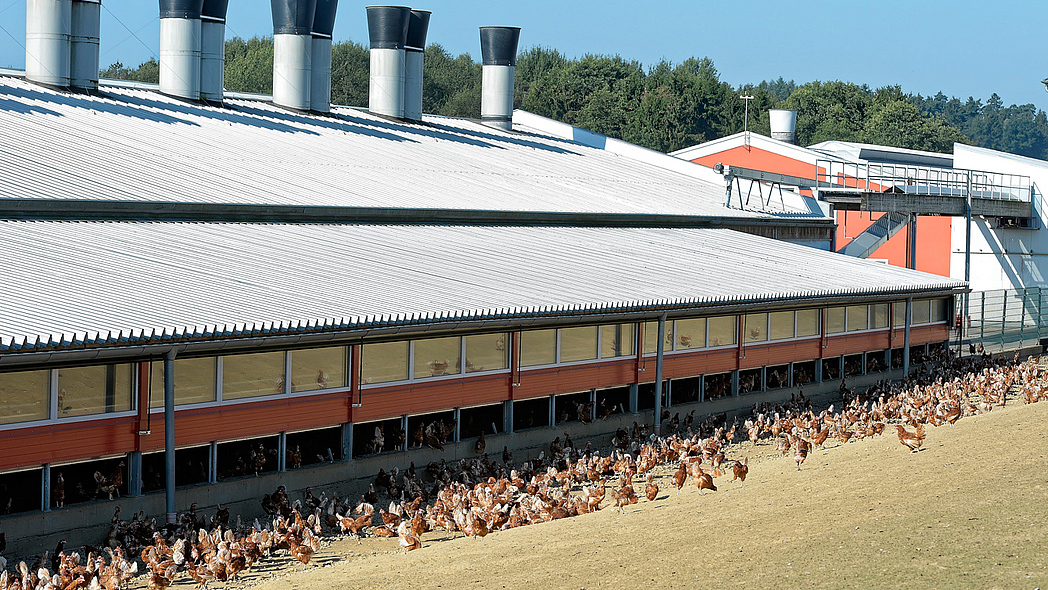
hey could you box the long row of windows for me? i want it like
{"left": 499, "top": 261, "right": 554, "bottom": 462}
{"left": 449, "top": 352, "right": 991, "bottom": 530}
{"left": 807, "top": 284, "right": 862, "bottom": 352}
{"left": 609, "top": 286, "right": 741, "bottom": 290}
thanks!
{"left": 0, "top": 299, "right": 950, "bottom": 426}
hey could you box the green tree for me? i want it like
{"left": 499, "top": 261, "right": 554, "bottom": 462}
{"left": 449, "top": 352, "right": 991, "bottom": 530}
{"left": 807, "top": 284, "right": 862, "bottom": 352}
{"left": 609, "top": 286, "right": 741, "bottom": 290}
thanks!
{"left": 224, "top": 36, "right": 273, "bottom": 94}
{"left": 99, "top": 58, "right": 159, "bottom": 83}
{"left": 329, "top": 40, "right": 369, "bottom": 107}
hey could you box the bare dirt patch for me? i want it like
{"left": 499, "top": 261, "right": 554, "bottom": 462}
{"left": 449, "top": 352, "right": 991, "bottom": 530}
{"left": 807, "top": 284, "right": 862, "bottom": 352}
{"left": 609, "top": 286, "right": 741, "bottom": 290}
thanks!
{"left": 142, "top": 398, "right": 1048, "bottom": 590}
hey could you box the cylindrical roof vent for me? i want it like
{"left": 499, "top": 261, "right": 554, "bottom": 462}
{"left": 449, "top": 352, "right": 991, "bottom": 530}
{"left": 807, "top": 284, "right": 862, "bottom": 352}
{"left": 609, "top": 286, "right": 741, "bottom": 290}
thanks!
{"left": 26, "top": 0, "right": 72, "bottom": 88}
{"left": 769, "top": 109, "right": 798, "bottom": 144}
{"left": 70, "top": 0, "right": 101, "bottom": 91}
{"left": 479, "top": 26, "right": 520, "bottom": 131}
{"left": 366, "top": 5, "right": 410, "bottom": 118}
{"left": 159, "top": 0, "right": 204, "bottom": 100}
{"left": 272, "top": 0, "right": 317, "bottom": 111}
{"left": 403, "top": 9, "right": 430, "bottom": 122}
{"left": 199, "top": 0, "right": 228, "bottom": 102}
{"left": 309, "top": 0, "right": 338, "bottom": 113}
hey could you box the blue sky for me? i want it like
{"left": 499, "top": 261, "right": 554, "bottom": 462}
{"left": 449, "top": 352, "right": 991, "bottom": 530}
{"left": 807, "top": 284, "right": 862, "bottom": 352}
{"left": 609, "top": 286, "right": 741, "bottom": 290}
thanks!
{"left": 0, "top": 0, "right": 1045, "bottom": 108}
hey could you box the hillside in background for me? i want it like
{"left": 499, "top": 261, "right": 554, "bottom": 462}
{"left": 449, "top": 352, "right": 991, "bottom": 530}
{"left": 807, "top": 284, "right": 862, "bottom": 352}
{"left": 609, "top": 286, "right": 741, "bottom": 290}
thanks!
{"left": 101, "top": 37, "right": 1048, "bottom": 159}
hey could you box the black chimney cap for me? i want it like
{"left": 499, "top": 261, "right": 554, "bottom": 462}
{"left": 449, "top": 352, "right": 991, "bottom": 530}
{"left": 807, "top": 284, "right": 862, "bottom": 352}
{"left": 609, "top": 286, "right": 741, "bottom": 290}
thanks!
{"left": 272, "top": 0, "right": 318, "bottom": 35}
{"left": 366, "top": 5, "right": 411, "bottom": 50}
{"left": 201, "top": 0, "right": 229, "bottom": 20}
{"left": 480, "top": 26, "right": 521, "bottom": 67}
{"left": 159, "top": 0, "right": 205, "bottom": 19}
{"left": 312, "top": 0, "right": 339, "bottom": 37}
{"left": 405, "top": 10, "right": 431, "bottom": 51}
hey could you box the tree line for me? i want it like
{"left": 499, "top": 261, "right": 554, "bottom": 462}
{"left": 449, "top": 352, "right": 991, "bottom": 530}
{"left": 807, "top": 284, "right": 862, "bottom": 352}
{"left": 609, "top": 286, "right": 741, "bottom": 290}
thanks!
{"left": 100, "top": 37, "right": 1048, "bottom": 159}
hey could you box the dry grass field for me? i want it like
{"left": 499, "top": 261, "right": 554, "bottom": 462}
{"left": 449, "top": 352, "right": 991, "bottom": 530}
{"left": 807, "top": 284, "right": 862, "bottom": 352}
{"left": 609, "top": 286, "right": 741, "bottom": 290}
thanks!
{"left": 144, "top": 395, "right": 1048, "bottom": 590}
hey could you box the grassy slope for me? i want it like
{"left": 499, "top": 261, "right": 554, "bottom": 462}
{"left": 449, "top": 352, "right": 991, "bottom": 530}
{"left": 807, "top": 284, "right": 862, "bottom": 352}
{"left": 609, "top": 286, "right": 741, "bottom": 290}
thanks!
{"left": 158, "top": 399, "right": 1048, "bottom": 590}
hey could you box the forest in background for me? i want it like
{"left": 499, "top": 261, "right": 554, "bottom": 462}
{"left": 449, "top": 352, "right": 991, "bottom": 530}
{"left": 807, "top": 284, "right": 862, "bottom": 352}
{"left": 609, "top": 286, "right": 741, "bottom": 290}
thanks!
{"left": 101, "top": 37, "right": 1048, "bottom": 158}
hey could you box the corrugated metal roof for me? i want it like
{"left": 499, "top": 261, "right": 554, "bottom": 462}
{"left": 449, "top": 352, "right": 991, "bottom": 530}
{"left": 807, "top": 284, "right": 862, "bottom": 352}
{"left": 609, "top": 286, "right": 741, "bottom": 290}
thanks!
{"left": 0, "top": 74, "right": 823, "bottom": 220}
{"left": 0, "top": 220, "right": 965, "bottom": 354}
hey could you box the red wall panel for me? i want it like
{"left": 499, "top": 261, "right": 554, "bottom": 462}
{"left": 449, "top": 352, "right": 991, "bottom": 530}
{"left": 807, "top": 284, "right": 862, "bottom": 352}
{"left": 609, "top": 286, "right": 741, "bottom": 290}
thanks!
{"left": 0, "top": 417, "right": 137, "bottom": 470}
{"left": 739, "top": 339, "right": 823, "bottom": 369}
{"left": 514, "top": 360, "right": 635, "bottom": 400}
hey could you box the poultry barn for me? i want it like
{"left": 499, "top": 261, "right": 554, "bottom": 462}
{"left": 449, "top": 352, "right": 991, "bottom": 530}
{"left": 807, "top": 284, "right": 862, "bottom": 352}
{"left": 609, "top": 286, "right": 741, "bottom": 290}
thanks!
{"left": 0, "top": 3, "right": 964, "bottom": 557}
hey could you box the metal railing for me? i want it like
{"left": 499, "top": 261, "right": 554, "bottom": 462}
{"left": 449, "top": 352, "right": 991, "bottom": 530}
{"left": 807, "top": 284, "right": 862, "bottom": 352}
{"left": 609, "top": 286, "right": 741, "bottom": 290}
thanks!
{"left": 816, "top": 160, "right": 1032, "bottom": 202}
{"left": 954, "top": 288, "right": 1048, "bottom": 354}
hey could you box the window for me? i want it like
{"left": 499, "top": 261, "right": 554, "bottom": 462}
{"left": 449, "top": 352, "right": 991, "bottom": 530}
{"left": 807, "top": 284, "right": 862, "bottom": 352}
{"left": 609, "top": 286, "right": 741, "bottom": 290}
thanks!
{"left": 57, "top": 364, "right": 133, "bottom": 418}
{"left": 930, "top": 298, "right": 949, "bottom": 322}
{"left": 291, "top": 347, "right": 346, "bottom": 393}
{"left": 464, "top": 333, "right": 508, "bottom": 373}
{"left": 912, "top": 299, "right": 931, "bottom": 324}
{"left": 222, "top": 351, "right": 286, "bottom": 400}
{"left": 674, "top": 318, "right": 706, "bottom": 350}
{"left": 707, "top": 316, "right": 737, "bottom": 347}
{"left": 642, "top": 321, "right": 674, "bottom": 354}
{"left": 559, "top": 326, "right": 598, "bottom": 362}
{"left": 846, "top": 305, "right": 869, "bottom": 332}
{"left": 871, "top": 303, "right": 890, "bottom": 329}
{"left": 796, "top": 309, "right": 820, "bottom": 337}
{"left": 893, "top": 302, "right": 906, "bottom": 327}
{"left": 826, "top": 307, "right": 846, "bottom": 334}
{"left": 520, "top": 329, "right": 556, "bottom": 367}
{"left": 0, "top": 369, "right": 50, "bottom": 425}
{"left": 600, "top": 324, "right": 636, "bottom": 357}
{"left": 769, "top": 311, "right": 795, "bottom": 341}
{"left": 744, "top": 313, "right": 768, "bottom": 343}
{"left": 361, "top": 341, "right": 409, "bottom": 384}
{"left": 413, "top": 337, "right": 461, "bottom": 378}
{"left": 150, "top": 357, "right": 217, "bottom": 408}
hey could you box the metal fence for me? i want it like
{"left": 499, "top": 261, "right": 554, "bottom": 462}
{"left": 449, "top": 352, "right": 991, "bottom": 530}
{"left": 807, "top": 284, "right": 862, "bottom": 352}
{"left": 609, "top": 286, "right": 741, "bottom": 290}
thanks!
{"left": 954, "top": 288, "right": 1048, "bottom": 353}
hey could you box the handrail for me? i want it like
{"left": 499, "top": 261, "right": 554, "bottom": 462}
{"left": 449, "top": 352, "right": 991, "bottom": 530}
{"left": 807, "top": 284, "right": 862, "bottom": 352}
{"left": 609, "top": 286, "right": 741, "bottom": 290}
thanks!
{"left": 815, "top": 160, "right": 1032, "bottom": 202}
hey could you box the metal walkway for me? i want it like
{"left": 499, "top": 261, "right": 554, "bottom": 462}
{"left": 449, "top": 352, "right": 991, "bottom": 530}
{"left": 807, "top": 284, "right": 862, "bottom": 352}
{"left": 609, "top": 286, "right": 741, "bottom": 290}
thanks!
{"left": 815, "top": 160, "right": 1034, "bottom": 219}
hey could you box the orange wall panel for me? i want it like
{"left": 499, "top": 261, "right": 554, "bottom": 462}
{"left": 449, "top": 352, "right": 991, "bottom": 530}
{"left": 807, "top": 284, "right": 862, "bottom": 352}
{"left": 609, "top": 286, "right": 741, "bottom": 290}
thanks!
{"left": 514, "top": 360, "right": 635, "bottom": 400}
{"left": 837, "top": 212, "right": 951, "bottom": 276}
{"left": 739, "top": 339, "right": 823, "bottom": 369}
{"left": 354, "top": 373, "right": 512, "bottom": 423}
{"left": 0, "top": 417, "right": 137, "bottom": 471}
{"left": 824, "top": 331, "right": 893, "bottom": 356}
{"left": 648, "top": 349, "right": 738, "bottom": 380}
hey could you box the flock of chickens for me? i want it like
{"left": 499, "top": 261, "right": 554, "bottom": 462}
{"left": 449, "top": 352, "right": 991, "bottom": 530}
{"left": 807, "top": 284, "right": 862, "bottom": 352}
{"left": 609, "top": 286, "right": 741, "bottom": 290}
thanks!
{"left": 1, "top": 351, "right": 1045, "bottom": 590}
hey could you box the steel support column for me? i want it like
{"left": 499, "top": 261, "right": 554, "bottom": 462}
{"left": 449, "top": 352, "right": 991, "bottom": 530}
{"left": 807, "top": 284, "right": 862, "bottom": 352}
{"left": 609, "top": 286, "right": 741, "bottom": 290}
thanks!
{"left": 163, "top": 348, "right": 177, "bottom": 525}
{"left": 653, "top": 313, "right": 666, "bottom": 436}
{"left": 903, "top": 299, "right": 912, "bottom": 376}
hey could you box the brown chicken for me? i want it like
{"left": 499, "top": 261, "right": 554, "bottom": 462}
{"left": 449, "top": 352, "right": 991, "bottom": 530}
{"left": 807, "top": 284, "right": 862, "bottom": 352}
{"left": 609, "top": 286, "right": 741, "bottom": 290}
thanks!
{"left": 372, "top": 525, "right": 396, "bottom": 537}
{"left": 671, "top": 462, "right": 688, "bottom": 495}
{"left": 793, "top": 436, "right": 809, "bottom": 470}
{"left": 895, "top": 423, "right": 926, "bottom": 452}
{"left": 644, "top": 473, "right": 659, "bottom": 501}
{"left": 693, "top": 466, "right": 717, "bottom": 494}
{"left": 398, "top": 522, "right": 422, "bottom": 551}
{"left": 731, "top": 457, "right": 748, "bottom": 487}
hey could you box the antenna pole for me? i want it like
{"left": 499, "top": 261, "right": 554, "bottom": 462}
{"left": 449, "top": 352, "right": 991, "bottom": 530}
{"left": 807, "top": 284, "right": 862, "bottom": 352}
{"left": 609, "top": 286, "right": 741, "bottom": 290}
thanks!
{"left": 740, "top": 95, "right": 754, "bottom": 147}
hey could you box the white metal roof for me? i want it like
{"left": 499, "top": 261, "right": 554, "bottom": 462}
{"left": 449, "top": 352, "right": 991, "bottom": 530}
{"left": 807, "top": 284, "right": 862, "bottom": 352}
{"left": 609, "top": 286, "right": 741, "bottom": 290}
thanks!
{"left": 0, "top": 74, "right": 825, "bottom": 221}
{"left": 0, "top": 220, "right": 964, "bottom": 354}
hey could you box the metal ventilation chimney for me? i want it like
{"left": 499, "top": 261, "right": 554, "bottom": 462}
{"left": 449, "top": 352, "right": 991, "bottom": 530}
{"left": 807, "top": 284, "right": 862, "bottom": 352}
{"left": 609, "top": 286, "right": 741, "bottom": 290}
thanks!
{"left": 309, "top": 0, "right": 338, "bottom": 113}
{"left": 402, "top": 9, "right": 430, "bottom": 122}
{"left": 199, "top": 0, "right": 228, "bottom": 102}
{"left": 26, "top": 0, "right": 72, "bottom": 87}
{"left": 479, "top": 26, "right": 520, "bottom": 131}
{"left": 159, "top": 0, "right": 204, "bottom": 100}
{"left": 272, "top": 0, "right": 317, "bottom": 111}
{"left": 69, "top": 0, "right": 101, "bottom": 91}
{"left": 366, "top": 5, "right": 410, "bottom": 118}
{"left": 769, "top": 109, "right": 798, "bottom": 144}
